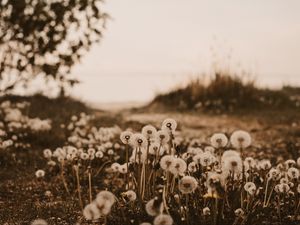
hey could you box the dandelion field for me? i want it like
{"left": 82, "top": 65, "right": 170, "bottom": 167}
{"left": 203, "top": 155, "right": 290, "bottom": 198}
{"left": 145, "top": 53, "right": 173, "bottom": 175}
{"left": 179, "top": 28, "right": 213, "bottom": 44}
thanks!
{"left": 1, "top": 96, "right": 300, "bottom": 225}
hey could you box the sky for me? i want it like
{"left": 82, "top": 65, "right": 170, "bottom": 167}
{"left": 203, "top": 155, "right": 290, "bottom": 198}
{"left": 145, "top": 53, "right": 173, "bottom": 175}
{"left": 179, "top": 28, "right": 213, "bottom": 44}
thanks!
{"left": 70, "top": 0, "right": 300, "bottom": 103}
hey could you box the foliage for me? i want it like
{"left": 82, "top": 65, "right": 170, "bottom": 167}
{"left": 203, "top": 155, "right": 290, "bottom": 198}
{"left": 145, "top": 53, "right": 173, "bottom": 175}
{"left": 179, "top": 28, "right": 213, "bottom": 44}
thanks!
{"left": 0, "top": 0, "right": 109, "bottom": 95}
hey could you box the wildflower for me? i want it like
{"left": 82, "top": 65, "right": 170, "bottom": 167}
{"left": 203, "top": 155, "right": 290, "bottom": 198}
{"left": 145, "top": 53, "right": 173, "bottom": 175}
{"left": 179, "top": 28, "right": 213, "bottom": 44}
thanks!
{"left": 244, "top": 182, "right": 256, "bottom": 195}
{"left": 169, "top": 158, "right": 187, "bottom": 175}
{"left": 80, "top": 152, "right": 89, "bottom": 160}
{"left": 285, "top": 159, "right": 296, "bottom": 168}
{"left": 160, "top": 155, "right": 175, "bottom": 171}
{"left": 149, "top": 142, "right": 165, "bottom": 156}
{"left": 31, "top": 219, "right": 48, "bottom": 225}
{"left": 88, "top": 148, "right": 96, "bottom": 156}
{"left": 120, "top": 131, "right": 133, "bottom": 144}
{"left": 244, "top": 157, "right": 256, "bottom": 170}
{"left": 142, "top": 125, "right": 157, "bottom": 139}
{"left": 193, "top": 152, "right": 215, "bottom": 167}
{"left": 130, "top": 133, "right": 148, "bottom": 148}
{"left": 268, "top": 168, "right": 281, "bottom": 180}
{"left": 118, "top": 163, "right": 128, "bottom": 174}
{"left": 258, "top": 160, "right": 271, "bottom": 170}
{"left": 203, "top": 207, "right": 211, "bottom": 216}
{"left": 234, "top": 208, "right": 244, "bottom": 217}
{"left": 95, "top": 151, "right": 104, "bottom": 158}
{"left": 222, "top": 155, "right": 243, "bottom": 175}
{"left": 230, "top": 130, "right": 251, "bottom": 149}
{"left": 156, "top": 130, "right": 170, "bottom": 145}
{"left": 297, "top": 157, "right": 300, "bottom": 167}
{"left": 83, "top": 203, "right": 101, "bottom": 220}
{"left": 221, "top": 150, "right": 240, "bottom": 162}
{"left": 161, "top": 118, "right": 177, "bottom": 132}
{"left": 187, "top": 147, "right": 203, "bottom": 155}
{"left": 123, "top": 190, "right": 137, "bottom": 202}
{"left": 178, "top": 176, "right": 198, "bottom": 194}
{"left": 188, "top": 162, "right": 197, "bottom": 173}
{"left": 111, "top": 163, "right": 121, "bottom": 172}
{"left": 297, "top": 184, "right": 300, "bottom": 193}
{"left": 43, "top": 149, "right": 52, "bottom": 159}
{"left": 35, "top": 169, "right": 45, "bottom": 178}
{"left": 287, "top": 167, "right": 300, "bottom": 179}
{"left": 153, "top": 214, "right": 173, "bottom": 225}
{"left": 204, "top": 146, "right": 215, "bottom": 153}
{"left": 47, "top": 160, "right": 56, "bottom": 166}
{"left": 145, "top": 198, "right": 163, "bottom": 216}
{"left": 275, "top": 183, "right": 290, "bottom": 193}
{"left": 210, "top": 133, "right": 228, "bottom": 148}
{"left": 96, "top": 190, "right": 116, "bottom": 207}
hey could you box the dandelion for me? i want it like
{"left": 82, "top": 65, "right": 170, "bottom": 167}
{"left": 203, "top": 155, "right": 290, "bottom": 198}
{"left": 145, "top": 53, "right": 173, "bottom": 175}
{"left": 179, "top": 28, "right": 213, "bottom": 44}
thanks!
{"left": 297, "top": 157, "right": 300, "bottom": 167}
{"left": 222, "top": 155, "right": 243, "bottom": 175}
{"left": 145, "top": 198, "right": 163, "bottom": 216}
{"left": 258, "top": 160, "right": 272, "bottom": 170}
{"left": 160, "top": 155, "right": 175, "bottom": 171}
{"left": 80, "top": 152, "right": 89, "bottom": 160}
{"left": 120, "top": 130, "right": 133, "bottom": 144}
{"left": 268, "top": 168, "right": 281, "bottom": 180}
{"left": 285, "top": 159, "right": 296, "bottom": 168}
{"left": 275, "top": 183, "right": 290, "bottom": 193}
{"left": 244, "top": 182, "right": 256, "bottom": 195}
{"left": 88, "top": 148, "right": 96, "bottom": 155}
{"left": 297, "top": 184, "right": 300, "bottom": 193}
{"left": 43, "top": 149, "right": 52, "bottom": 159}
{"left": 130, "top": 133, "right": 148, "bottom": 148}
{"left": 95, "top": 151, "right": 104, "bottom": 158}
{"left": 123, "top": 190, "right": 137, "bottom": 202}
{"left": 31, "top": 219, "right": 48, "bottom": 225}
{"left": 287, "top": 167, "right": 300, "bottom": 179}
{"left": 153, "top": 214, "right": 173, "bottom": 225}
{"left": 169, "top": 158, "right": 187, "bottom": 175}
{"left": 96, "top": 190, "right": 116, "bottom": 207}
{"left": 161, "top": 118, "right": 177, "bottom": 132}
{"left": 178, "top": 176, "right": 198, "bottom": 194}
{"left": 35, "top": 169, "right": 45, "bottom": 178}
{"left": 149, "top": 142, "right": 165, "bottom": 156}
{"left": 230, "top": 130, "right": 251, "bottom": 149}
{"left": 188, "top": 162, "right": 197, "bottom": 173}
{"left": 111, "top": 163, "right": 121, "bottom": 173}
{"left": 221, "top": 150, "right": 240, "bottom": 162}
{"left": 210, "top": 133, "right": 228, "bottom": 148}
{"left": 118, "top": 163, "right": 128, "bottom": 174}
{"left": 83, "top": 203, "right": 101, "bottom": 220}
{"left": 234, "top": 208, "right": 244, "bottom": 217}
{"left": 156, "top": 130, "right": 170, "bottom": 145}
{"left": 203, "top": 207, "right": 211, "bottom": 216}
{"left": 142, "top": 125, "right": 157, "bottom": 139}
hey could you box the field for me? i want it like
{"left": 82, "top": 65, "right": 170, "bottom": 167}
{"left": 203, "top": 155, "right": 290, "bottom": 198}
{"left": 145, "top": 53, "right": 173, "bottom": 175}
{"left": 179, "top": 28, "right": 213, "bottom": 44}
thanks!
{"left": 1, "top": 95, "right": 300, "bottom": 225}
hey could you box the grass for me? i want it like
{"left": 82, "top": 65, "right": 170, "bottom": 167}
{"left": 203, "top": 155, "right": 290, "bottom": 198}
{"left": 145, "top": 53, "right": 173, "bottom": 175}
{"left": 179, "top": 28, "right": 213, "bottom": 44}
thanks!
{"left": 149, "top": 73, "right": 300, "bottom": 113}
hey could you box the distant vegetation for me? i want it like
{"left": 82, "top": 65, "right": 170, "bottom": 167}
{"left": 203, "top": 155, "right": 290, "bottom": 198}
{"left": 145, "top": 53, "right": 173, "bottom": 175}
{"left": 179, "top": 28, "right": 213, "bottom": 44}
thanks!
{"left": 150, "top": 73, "right": 300, "bottom": 113}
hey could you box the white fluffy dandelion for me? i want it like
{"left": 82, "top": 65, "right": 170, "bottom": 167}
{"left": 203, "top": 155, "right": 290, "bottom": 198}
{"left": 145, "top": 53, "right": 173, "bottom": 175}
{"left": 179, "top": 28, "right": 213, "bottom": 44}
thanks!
{"left": 156, "top": 130, "right": 170, "bottom": 145}
{"left": 210, "top": 133, "right": 228, "bottom": 148}
{"left": 230, "top": 130, "right": 251, "bottom": 149}
{"left": 145, "top": 198, "right": 163, "bottom": 216}
{"left": 153, "top": 214, "right": 173, "bottom": 225}
{"left": 123, "top": 190, "right": 137, "bottom": 202}
{"left": 130, "top": 133, "right": 148, "bottom": 148}
{"left": 120, "top": 130, "right": 133, "bottom": 144}
{"left": 178, "top": 176, "right": 198, "bottom": 194}
{"left": 142, "top": 125, "right": 157, "bottom": 139}
{"left": 35, "top": 169, "right": 45, "bottom": 178}
{"left": 161, "top": 118, "right": 177, "bottom": 132}
{"left": 160, "top": 155, "right": 175, "bottom": 171}
{"left": 169, "top": 158, "right": 187, "bottom": 175}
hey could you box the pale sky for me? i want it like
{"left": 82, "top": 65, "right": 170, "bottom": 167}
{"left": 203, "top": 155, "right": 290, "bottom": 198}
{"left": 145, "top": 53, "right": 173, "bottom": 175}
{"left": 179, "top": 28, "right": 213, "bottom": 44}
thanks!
{"left": 69, "top": 0, "right": 300, "bottom": 103}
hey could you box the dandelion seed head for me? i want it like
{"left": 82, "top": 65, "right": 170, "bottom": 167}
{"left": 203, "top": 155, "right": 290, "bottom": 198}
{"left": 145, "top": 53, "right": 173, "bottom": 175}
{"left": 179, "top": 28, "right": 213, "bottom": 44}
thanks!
{"left": 178, "top": 176, "right": 198, "bottom": 194}
{"left": 35, "top": 169, "right": 45, "bottom": 178}
{"left": 153, "top": 214, "right": 173, "bottom": 225}
{"left": 161, "top": 118, "right": 177, "bottom": 132}
{"left": 160, "top": 155, "right": 175, "bottom": 171}
{"left": 156, "top": 130, "right": 170, "bottom": 145}
{"left": 203, "top": 207, "right": 211, "bottom": 216}
{"left": 142, "top": 125, "right": 157, "bottom": 139}
{"left": 230, "top": 130, "right": 251, "bottom": 149}
{"left": 120, "top": 130, "right": 133, "bottom": 144}
{"left": 234, "top": 208, "right": 244, "bottom": 217}
{"left": 287, "top": 167, "right": 299, "bottom": 179}
{"left": 169, "top": 158, "right": 187, "bottom": 175}
{"left": 31, "top": 219, "right": 48, "bottom": 225}
{"left": 210, "top": 133, "right": 228, "bottom": 148}
{"left": 123, "top": 190, "right": 137, "bottom": 202}
{"left": 145, "top": 198, "right": 163, "bottom": 216}
{"left": 83, "top": 203, "right": 101, "bottom": 220}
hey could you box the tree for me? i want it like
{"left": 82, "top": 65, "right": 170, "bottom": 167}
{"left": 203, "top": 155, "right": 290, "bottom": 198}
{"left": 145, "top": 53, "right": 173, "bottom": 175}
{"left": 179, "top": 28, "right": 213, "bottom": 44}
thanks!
{"left": 0, "top": 0, "right": 109, "bottom": 95}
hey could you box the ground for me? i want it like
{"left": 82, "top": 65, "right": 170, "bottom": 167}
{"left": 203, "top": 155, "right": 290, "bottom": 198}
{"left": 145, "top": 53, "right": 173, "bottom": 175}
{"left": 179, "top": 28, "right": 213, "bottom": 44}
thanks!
{"left": 0, "top": 96, "right": 300, "bottom": 224}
